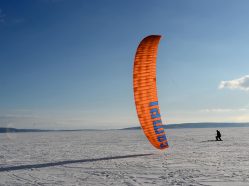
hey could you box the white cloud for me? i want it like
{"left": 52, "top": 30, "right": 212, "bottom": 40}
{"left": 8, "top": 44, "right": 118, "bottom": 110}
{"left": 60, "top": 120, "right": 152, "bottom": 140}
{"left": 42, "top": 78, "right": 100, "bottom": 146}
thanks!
{"left": 219, "top": 75, "right": 249, "bottom": 91}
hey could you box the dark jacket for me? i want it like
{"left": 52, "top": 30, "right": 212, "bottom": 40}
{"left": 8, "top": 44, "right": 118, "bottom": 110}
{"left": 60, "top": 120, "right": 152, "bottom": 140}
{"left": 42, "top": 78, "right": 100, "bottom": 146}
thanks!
{"left": 217, "top": 131, "right": 221, "bottom": 137}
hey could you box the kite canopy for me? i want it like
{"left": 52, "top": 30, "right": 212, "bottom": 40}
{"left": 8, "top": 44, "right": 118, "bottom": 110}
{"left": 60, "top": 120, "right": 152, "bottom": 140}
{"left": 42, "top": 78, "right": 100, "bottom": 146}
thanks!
{"left": 133, "top": 35, "right": 168, "bottom": 150}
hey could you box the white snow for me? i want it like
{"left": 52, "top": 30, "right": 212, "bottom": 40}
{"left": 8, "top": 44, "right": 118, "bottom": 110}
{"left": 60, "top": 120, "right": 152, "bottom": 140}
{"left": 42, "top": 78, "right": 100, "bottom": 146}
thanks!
{"left": 0, "top": 128, "right": 249, "bottom": 185}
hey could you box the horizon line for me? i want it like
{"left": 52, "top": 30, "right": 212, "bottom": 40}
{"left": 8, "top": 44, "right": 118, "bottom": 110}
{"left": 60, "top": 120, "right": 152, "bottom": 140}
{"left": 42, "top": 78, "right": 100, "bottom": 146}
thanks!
{"left": 1, "top": 121, "right": 249, "bottom": 132}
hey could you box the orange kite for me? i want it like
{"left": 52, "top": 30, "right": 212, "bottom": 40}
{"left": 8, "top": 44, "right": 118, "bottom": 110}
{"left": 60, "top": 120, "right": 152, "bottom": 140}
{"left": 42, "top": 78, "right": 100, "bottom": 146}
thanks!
{"left": 133, "top": 35, "right": 168, "bottom": 149}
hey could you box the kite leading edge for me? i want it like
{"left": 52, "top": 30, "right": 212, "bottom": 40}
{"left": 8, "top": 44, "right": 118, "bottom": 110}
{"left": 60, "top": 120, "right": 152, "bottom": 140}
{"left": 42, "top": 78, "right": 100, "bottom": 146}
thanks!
{"left": 133, "top": 35, "right": 169, "bottom": 150}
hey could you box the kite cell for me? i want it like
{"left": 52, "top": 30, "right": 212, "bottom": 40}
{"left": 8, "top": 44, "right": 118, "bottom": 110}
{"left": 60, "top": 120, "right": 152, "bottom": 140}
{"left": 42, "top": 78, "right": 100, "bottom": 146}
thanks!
{"left": 133, "top": 35, "right": 169, "bottom": 150}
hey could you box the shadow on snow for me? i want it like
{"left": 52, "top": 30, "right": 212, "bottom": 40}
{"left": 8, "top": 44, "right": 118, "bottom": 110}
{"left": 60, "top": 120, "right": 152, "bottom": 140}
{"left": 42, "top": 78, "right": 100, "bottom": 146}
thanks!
{"left": 0, "top": 153, "right": 153, "bottom": 172}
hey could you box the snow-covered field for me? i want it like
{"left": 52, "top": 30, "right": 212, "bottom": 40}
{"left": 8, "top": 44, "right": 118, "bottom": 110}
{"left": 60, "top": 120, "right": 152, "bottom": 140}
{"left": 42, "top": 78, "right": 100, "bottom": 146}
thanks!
{"left": 0, "top": 128, "right": 249, "bottom": 186}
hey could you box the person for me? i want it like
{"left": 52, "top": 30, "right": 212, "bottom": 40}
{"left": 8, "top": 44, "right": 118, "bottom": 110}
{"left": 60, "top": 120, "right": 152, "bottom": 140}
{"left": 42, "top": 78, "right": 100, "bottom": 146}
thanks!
{"left": 216, "top": 130, "right": 222, "bottom": 141}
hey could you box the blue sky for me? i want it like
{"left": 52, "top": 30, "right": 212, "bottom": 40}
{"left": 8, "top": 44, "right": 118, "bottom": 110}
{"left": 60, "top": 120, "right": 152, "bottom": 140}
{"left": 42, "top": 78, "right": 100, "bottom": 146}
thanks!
{"left": 1, "top": 0, "right": 249, "bottom": 129}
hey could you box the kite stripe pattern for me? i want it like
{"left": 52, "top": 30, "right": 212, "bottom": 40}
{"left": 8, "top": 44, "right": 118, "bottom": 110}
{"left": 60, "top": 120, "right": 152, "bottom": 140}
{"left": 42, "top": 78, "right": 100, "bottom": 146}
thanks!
{"left": 133, "top": 35, "right": 168, "bottom": 149}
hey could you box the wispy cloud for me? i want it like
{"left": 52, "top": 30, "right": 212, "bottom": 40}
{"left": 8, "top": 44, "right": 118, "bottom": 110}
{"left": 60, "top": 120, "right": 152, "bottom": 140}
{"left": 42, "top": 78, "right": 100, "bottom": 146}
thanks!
{"left": 0, "top": 109, "right": 128, "bottom": 130}
{"left": 201, "top": 108, "right": 249, "bottom": 113}
{"left": 219, "top": 75, "right": 249, "bottom": 91}
{"left": 0, "top": 8, "right": 25, "bottom": 25}
{"left": 0, "top": 9, "right": 6, "bottom": 23}
{"left": 13, "top": 18, "right": 25, "bottom": 24}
